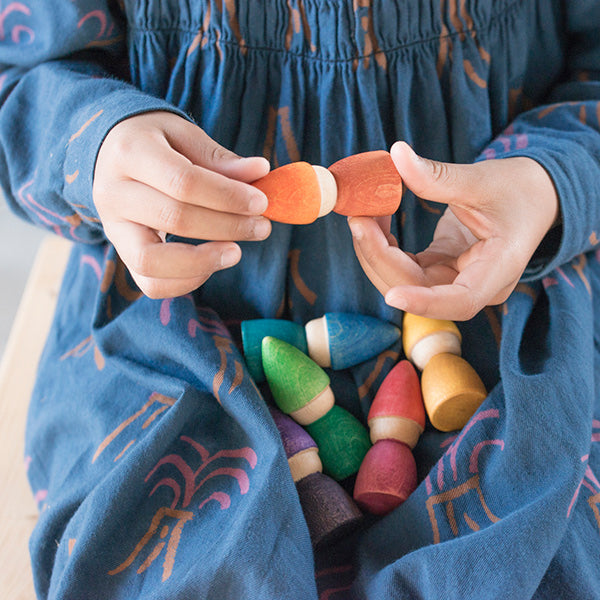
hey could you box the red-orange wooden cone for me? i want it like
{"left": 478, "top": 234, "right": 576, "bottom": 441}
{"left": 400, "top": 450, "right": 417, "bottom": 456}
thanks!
{"left": 328, "top": 150, "right": 402, "bottom": 216}
{"left": 252, "top": 162, "right": 335, "bottom": 224}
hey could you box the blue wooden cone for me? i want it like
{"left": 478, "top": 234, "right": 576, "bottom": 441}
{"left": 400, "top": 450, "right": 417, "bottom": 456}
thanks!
{"left": 241, "top": 319, "right": 308, "bottom": 382}
{"left": 306, "top": 312, "right": 400, "bottom": 370}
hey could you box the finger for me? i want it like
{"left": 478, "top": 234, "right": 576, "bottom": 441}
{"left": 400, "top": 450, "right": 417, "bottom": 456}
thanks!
{"left": 130, "top": 271, "right": 217, "bottom": 300}
{"left": 163, "top": 118, "right": 271, "bottom": 182}
{"left": 372, "top": 215, "right": 399, "bottom": 247}
{"left": 101, "top": 180, "right": 271, "bottom": 241}
{"left": 116, "top": 136, "right": 269, "bottom": 215}
{"left": 105, "top": 221, "right": 242, "bottom": 282}
{"left": 385, "top": 251, "right": 518, "bottom": 320}
{"left": 390, "top": 141, "right": 481, "bottom": 208}
{"left": 348, "top": 216, "right": 431, "bottom": 288}
{"left": 352, "top": 233, "right": 395, "bottom": 295}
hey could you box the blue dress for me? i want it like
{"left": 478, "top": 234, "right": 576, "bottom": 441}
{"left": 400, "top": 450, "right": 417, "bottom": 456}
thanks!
{"left": 2, "top": 1, "right": 600, "bottom": 598}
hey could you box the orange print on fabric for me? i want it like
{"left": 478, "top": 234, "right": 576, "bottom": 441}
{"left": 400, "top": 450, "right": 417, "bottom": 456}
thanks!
{"left": 188, "top": 5, "right": 211, "bottom": 56}
{"left": 352, "top": 0, "right": 386, "bottom": 71}
{"left": 212, "top": 334, "right": 241, "bottom": 404}
{"left": 483, "top": 306, "right": 502, "bottom": 349}
{"left": 288, "top": 249, "right": 317, "bottom": 305}
{"left": 424, "top": 409, "right": 503, "bottom": 544}
{"left": 437, "top": 0, "right": 490, "bottom": 84}
{"left": 60, "top": 334, "right": 105, "bottom": 371}
{"left": 357, "top": 349, "right": 400, "bottom": 401}
{"left": 261, "top": 105, "right": 302, "bottom": 166}
{"left": 92, "top": 393, "right": 176, "bottom": 464}
{"left": 285, "top": 0, "right": 315, "bottom": 52}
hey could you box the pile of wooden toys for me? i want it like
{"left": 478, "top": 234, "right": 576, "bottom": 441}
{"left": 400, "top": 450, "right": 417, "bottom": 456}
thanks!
{"left": 240, "top": 311, "right": 487, "bottom": 548}
{"left": 238, "top": 150, "right": 488, "bottom": 546}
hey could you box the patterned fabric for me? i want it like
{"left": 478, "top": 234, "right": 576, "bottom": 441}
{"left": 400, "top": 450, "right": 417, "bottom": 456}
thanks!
{"left": 1, "top": 1, "right": 600, "bottom": 598}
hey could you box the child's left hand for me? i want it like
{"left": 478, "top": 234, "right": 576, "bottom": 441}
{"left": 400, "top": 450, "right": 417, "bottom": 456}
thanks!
{"left": 348, "top": 142, "right": 559, "bottom": 321}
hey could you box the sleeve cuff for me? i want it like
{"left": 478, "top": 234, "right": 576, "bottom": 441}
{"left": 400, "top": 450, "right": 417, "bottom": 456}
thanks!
{"left": 62, "top": 82, "right": 192, "bottom": 239}
{"left": 476, "top": 131, "right": 600, "bottom": 281}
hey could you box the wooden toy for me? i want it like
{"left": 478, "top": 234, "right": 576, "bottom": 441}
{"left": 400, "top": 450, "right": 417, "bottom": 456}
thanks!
{"left": 402, "top": 313, "right": 462, "bottom": 370}
{"left": 263, "top": 337, "right": 371, "bottom": 481}
{"left": 261, "top": 336, "right": 334, "bottom": 425}
{"left": 241, "top": 318, "right": 308, "bottom": 383}
{"left": 305, "top": 312, "right": 401, "bottom": 370}
{"left": 251, "top": 162, "right": 337, "bottom": 224}
{"left": 305, "top": 405, "right": 371, "bottom": 481}
{"left": 367, "top": 360, "right": 425, "bottom": 449}
{"left": 353, "top": 439, "right": 417, "bottom": 515}
{"left": 296, "top": 472, "right": 363, "bottom": 547}
{"left": 420, "top": 352, "right": 487, "bottom": 432}
{"left": 328, "top": 150, "right": 403, "bottom": 216}
{"left": 270, "top": 407, "right": 322, "bottom": 482}
{"left": 353, "top": 361, "right": 422, "bottom": 515}
{"left": 270, "top": 408, "right": 362, "bottom": 548}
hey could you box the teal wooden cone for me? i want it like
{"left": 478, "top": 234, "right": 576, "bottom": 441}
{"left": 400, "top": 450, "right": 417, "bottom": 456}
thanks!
{"left": 241, "top": 319, "right": 308, "bottom": 383}
{"left": 306, "top": 405, "right": 371, "bottom": 481}
{"left": 262, "top": 336, "right": 331, "bottom": 416}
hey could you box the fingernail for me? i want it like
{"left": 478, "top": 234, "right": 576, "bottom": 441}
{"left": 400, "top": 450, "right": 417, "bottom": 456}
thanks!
{"left": 386, "top": 291, "right": 407, "bottom": 310}
{"left": 391, "top": 141, "right": 419, "bottom": 163}
{"left": 349, "top": 221, "right": 364, "bottom": 240}
{"left": 221, "top": 247, "right": 240, "bottom": 267}
{"left": 249, "top": 193, "right": 268, "bottom": 214}
{"left": 252, "top": 217, "right": 271, "bottom": 239}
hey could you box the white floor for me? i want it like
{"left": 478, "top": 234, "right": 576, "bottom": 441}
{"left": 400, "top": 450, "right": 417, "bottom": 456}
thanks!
{"left": 0, "top": 198, "right": 46, "bottom": 361}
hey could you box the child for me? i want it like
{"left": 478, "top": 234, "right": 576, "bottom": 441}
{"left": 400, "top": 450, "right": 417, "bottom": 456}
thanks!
{"left": 2, "top": 1, "right": 599, "bottom": 598}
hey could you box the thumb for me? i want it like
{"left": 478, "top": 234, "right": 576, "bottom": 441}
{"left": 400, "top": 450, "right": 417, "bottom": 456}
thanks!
{"left": 390, "top": 141, "right": 479, "bottom": 207}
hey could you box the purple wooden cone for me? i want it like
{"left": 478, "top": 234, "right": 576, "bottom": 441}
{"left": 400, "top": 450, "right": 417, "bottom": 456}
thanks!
{"left": 270, "top": 407, "right": 318, "bottom": 459}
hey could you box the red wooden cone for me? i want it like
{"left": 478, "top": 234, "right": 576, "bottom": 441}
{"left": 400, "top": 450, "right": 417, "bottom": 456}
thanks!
{"left": 368, "top": 360, "right": 425, "bottom": 448}
{"left": 353, "top": 439, "right": 417, "bottom": 516}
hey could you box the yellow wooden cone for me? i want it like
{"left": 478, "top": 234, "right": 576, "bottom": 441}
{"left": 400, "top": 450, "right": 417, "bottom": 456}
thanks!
{"left": 420, "top": 353, "right": 486, "bottom": 432}
{"left": 402, "top": 313, "right": 461, "bottom": 370}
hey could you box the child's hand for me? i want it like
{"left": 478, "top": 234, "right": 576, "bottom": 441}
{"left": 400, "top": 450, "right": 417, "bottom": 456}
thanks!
{"left": 348, "top": 142, "right": 559, "bottom": 321}
{"left": 93, "top": 111, "right": 271, "bottom": 299}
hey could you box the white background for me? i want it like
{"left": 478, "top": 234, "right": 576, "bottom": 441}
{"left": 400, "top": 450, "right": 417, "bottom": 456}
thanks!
{"left": 0, "top": 196, "right": 46, "bottom": 360}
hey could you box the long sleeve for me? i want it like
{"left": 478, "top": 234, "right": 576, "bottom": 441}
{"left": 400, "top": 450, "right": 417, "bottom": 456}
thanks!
{"left": 478, "top": 1, "right": 600, "bottom": 280}
{"left": 0, "top": 1, "right": 187, "bottom": 243}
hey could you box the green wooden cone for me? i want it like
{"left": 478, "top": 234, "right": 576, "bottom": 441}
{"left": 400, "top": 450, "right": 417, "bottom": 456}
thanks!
{"left": 306, "top": 405, "right": 371, "bottom": 481}
{"left": 262, "top": 336, "right": 330, "bottom": 414}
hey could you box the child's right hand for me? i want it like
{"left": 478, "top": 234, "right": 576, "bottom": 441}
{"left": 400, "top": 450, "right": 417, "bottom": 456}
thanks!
{"left": 93, "top": 111, "right": 272, "bottom": 299}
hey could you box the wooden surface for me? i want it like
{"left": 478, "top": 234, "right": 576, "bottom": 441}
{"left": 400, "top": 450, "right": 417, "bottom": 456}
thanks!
{"left": 0, "top": 235, "right": 72, "bottom": 599}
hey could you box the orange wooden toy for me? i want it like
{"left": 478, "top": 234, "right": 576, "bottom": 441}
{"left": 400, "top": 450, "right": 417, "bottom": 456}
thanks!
{"left": 251, "top": 161, "right": 336, "bottom": 224}
{"left": 328, "top": 150, "right": 403, "bottom": 216}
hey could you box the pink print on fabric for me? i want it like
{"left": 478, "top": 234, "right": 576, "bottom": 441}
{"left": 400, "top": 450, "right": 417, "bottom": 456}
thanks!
{"left": 17, "top": 178, "right": 88, "bottom": 241}
{"left": 78, "top": 10, "right": 109, "bottom": 38}
{"left": 488, "top": 133, "right": 529, "bottom": 155}
{"left": 423, "top": 409, "right": 503, "bottom": 544}
{"left": 77, "top": 7, "right": 120, "bottom": 48}
{"left": 108, "top": 435, "right": 257, "bottom": 582}
{"left": 515, "top": 133, "right": 529, "bottom": 149}
{"left": 567, "top": 421, "right": 600, "bottom": 533}
{"left": 0, "top": 2, "right": 34, "bottom": 44}
{"left": 80, "top": 254, "right": 103, "bottom": 280}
